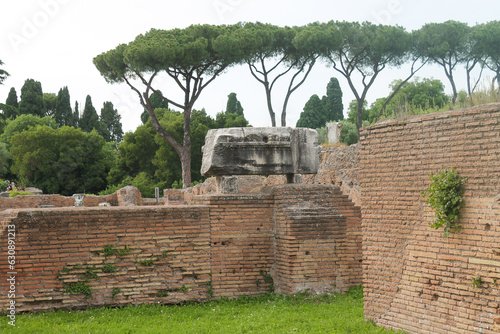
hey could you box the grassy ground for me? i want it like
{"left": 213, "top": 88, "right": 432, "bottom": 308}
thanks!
{"left": 2, "top": 286, "right": 404, "bottom": 334}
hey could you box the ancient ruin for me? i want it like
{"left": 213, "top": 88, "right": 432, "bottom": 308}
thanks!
{"left": 201, "top": 127, "right": 321, "bottom": 184}
{"left": 1, "top": 104, "right": 500, "bottom": 334}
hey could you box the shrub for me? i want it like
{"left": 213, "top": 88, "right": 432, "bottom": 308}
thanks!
{"left": 8, "top": 190, "right": 31, "bottom": 197}
{"left": 422, "top": 168, "right": 467, "bottom": 236}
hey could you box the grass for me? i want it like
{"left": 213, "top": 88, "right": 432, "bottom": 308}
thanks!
{"left": 2, "top": 286, "right": 405, "bottom": 334}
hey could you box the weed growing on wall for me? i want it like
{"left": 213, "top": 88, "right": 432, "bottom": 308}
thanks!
{"left": 100, "top": 244, "right": 133, "bottom": 257}
{"left": 470, "top": 275, "right": 483, "bottom": 288}
{"left": 422, "top": 168, "right": 467, "bottom": 236}
{"left": 64, "top": 282, "right": 93, "bottom": 297}
{"left": 259, "top": 270, "right": 274, "bottom": 293}
{"left": 111, "top": 287, "right": 121, "bottom": 298}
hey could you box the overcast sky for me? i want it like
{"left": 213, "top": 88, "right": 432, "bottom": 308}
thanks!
{"left": 1, "top": 0, "right": 499, "bottom": 133}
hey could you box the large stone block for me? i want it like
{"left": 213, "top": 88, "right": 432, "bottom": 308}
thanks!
{"left": 201, "top": 127, "right": 321, "bottom": 179}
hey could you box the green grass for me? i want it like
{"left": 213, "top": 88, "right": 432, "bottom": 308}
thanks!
{"left": 2, "top": 286, "right": 404, "bottom": 333}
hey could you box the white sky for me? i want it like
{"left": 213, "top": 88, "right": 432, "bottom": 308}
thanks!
{"left": 1, "top": 0, "right": 499, "bottom": 133}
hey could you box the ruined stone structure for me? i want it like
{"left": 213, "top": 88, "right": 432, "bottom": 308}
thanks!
{"left": 201, "top": 127, "right": 321, "bottom": 185}
{"left": 361, "top": 103, "right": 500, "bottom": 334}
{"left": 0, "top": 186, "right": 144, "bottom": 212}
{"left": 2, "top": 103, "right": 499, "bottom": 334}
{"left": 0, "top": 185, "right": 361, "bottom": 312}
{"left": 326, "top": 122, "right": 343, "bottom": 144}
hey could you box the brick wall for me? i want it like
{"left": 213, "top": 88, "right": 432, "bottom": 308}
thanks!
{"left": 0, "top": 186, "right": 146, "bottom": 213}
{"left": 271, "top": 184, "right": 362, "bottom": 295}
{"left": 1, "top": 184, "right": 362, "bottom": 313}
{"left": 361, "top": 103, "right": 500, "bottom": 334}
{"left": 195, "top": 193, "right": 275, "bottom": 297}
{"left": 0, "top": 194, "right": 118, "bottom": 212}
{"left": 0, "top": 206, "right": 211, "bottom": 312}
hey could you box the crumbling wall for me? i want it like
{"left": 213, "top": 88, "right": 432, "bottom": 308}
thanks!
{"left": 0, "top": 184, "right": 362, "bottom": 313}
{"left": 0, "top": 206, "right": 211, "bottom": 312}
{"left": 0, "top": 194, "right": 117, "bottom": 212}
{"left": 0, "top": 186, "right": 145, "bottom": 213}
{"left": 269, "top": 184, "right": 362, "bottom": 294}
{"left": 303, "top": 144, "right": 360, "bottom": 207}
{"left": 361, "top": 103, "right": 500, "bottom": 334}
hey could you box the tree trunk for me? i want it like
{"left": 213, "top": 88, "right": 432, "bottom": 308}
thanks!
{"left": 265, "top": 82, "right": 276, "bottom": 127}
{"left": 356, "top": 99, "right": 363, "bottom": 138}
{"left": 179, "top": 145, "right": 191, "bottom": 189}
{"left": 181, "top": 105, "right": 192, "bottom": 188}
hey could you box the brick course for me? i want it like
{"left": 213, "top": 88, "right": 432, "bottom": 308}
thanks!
{"left": 361, "top": 103, "right": 500, "bottom": 334}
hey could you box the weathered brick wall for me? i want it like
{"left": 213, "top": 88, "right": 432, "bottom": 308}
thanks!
{"left": 0, "top": 186, "right": 146, "bottom": 213}
{"left": 271, "top": 184, "right": 362, "bottom": 295}
{"left": 1, "top": 184, "right": 362, "bottom": 313}
{"left": 0, "top": 206, "right": 212, "bottom": 312}
{"left": 361, "top": 103, "right": 500, "bottom": 334}
{"left": 195, "top": 193, "right": 275, "bottom": 297}
{"left": 0, "top": 194, "right": 118, "bottom": 212}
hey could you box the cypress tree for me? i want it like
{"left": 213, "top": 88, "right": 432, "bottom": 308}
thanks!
{"left": 73, "top": 101, "right": 79, "bottom": 128}
{"left": 4, "top": 87, "right": 19, "bottom": 119}
{"left": 323, "top": 77, "right": 344, "bottom": 122}
{"left": 80, "top": 95, "right": 99, "bottom": 132}
{"left": 55, "top": 86, "right": 73, "bottom": 126}
{"left": 19, "top": 79, "right": 44, "bottom": 116}
{"left": 225, "top": 92, "right": 244, "bottom": 116}
{"left": 100, "top": 101, "right": 123, "bottom": 142}
{"left": 6, "top": 87, "right": 18, "bottom": 108}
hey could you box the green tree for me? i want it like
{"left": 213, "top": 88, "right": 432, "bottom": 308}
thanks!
{"left": 215, "top": 112, "right": 249, "bottom": 128}
{"left": 0, "top": 142, "right": 11, "bottom": 177}
{"left": 368, "top": 78, "right": 449, "bottom": 122}
{"left": 2, "top": 87, "right": 19, "bottom": 120}
{"left": 73, "top": 101, "right": 79, "bottom": 128}
{"left": 107, "top": 123, "right": 159, "bottom": 187}
{"left": 0, "top": 59, "right": 9, "bottom": 85}
{"left": 322, "top": 77, "right": 344, "bottom": 122}
{"left": 0, "top": 114, "right": 57, "bottom": 148}
{"left": 373, "top": 30, "right": 429, "bottom": 123}
{"left": 339, "top": 120, "right": 359, "bottom": 146}
{"left": 227, "top": 22, "right": 340, "bottom": 126}
{"left": 55, "top": 86, "right": 73, "bottom": 126}
{"left": 296, "top": 94, "right": 326, "bottom": 128}
{"left": 94, "top": 24, "right": 245, "bottom": 188}
{"left": 226, "top": 92, "right": 244, "bottom": 116}
{"left": 415, "top": 21, "right": 470, "bottom": 104}
{"left": 80, "top": 95, "right": 99, "bottom": 132}
{"left": 6, "top": 87, "right": 19, "bottom": 109}
{"left": 43, "top": 93, "right": 57, "bottom": 117}
{"left": 346, "top": 100, "right": 369, "bottom": 126}
{"left": 215, "top": 93, "right": 249, "bottom": 128}
{"left": 473, "top": 21, "right": 500, "bottom": 93}
{"left": 10, "top": 126, "right": 112, "bottom": 195}
{"left": 323, "top": 21, "right": 411, "bottom": 136}
{"left": 100, "top": 101, "right": 124, "bottom": 142}
{"left": 19, "top": 79, "right": 44, "bottom": 116}
{"left": 141, "top": 90, "right": 169, "bottom": 124}
{"left": 108, "top": 107, "right": 218, "bottom": 191}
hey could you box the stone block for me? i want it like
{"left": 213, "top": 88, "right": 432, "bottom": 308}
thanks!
{"left": 201, "top": 127, "right": 321, "bottom": 180}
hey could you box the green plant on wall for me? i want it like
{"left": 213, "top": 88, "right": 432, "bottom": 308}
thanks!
{"left": 422, "top": 168, "right": 467, "bottom": 237}
{"left": 471, "top": 275, "right": 483, "bottom": 288}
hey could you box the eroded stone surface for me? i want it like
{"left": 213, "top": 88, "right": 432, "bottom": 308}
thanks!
{"left": 201, "top": 127, "right": 321, "bottom": 179}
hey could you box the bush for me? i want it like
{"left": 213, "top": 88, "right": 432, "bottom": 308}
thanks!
{"left": 9, "top": 190, "right": 32, "bottom": 197}
{"left": 422, "top": 168, "right": 467, "bottom": 236}
{"left": 0, "top": 180, "right": 7, "bottom": 192}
